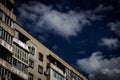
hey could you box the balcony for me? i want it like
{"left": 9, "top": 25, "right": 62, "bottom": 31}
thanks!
{"left": 0, "top": 3, "right": 16, "bottom": 21}
{"left": 48, "top": 63, "right": 66, "bottom": 77}
{"left": 0, "top": 58, "right": 11, "bottom": 71}
{"left": 0, "top": 20, "right": 14, "bottom": 36}
{"left": 11, "top": 67, "right": 28, "bottom": 80}
{"left": 13, "top": 38, "right": 29, "bottom": 52}
{"left": 0, "top": 58, "right": 28, "bottom": 80}
{"left": 0, "top": 39, "right": 13, "bottom": 53}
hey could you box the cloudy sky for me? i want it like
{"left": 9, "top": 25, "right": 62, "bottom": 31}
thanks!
{"left": 14, "top": 0, "right": 120, "bottom": 80}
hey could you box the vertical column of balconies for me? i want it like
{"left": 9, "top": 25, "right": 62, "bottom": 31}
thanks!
{"left": 12, "top": 34, "right": 30, "bottom": 80}
{"left": 0, "top": 0, "right": 29, "bottom": 79}
{"left": 0, "top": 1, "right": 14, "bottom": 79}
{"left": 46, "top": 55, "right": 66, "bottom": 80}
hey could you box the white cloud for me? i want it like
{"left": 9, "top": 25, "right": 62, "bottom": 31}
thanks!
{"left": 94, "top": 4, "right": 113, "bottom": 13}
{"left": 77, "top": 51, "right": 120, "bottom": 80}
{"left": 77, "top": 51, "right": 103, "bottom": 73}
{"left": 85, "top": 4, "right": 113, "bottom": 21}
{"left": 89, "top": 68, "right": 120, "bottom": 80}
{"left": 98, "top": 37, "right": 119, "bottom": 49}
{"left": 108, "top": 21, "right": 120, "bottom": 36}
{"left": 42, "top": 10, "right": 90, "bottom": 38}
{"left": 17, "top": 1, "right": 105, "bottom": 39}
{"left": 52, "top": 45, "right": 58, "bottom": 50}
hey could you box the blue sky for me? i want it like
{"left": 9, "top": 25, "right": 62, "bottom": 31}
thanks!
{"left": 14, "top": 0, "right": 120, "bottom": 80}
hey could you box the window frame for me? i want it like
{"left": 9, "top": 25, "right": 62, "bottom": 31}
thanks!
{"left": 29, "top": 46, "right": 35, "bottom": 55}
{"left": 0, "top": 27, "right": 3, "bottom": 38}
{"left": 38, "top": 65, "right": 43, "bottom": 74}
{"left": 29, "top": 73, "right": 34, "bottom": 80}
{"left": 39, "top": 52, "right": 43, "bottom": 62}
{"left": 29, "top": 59, "right": 34, "bottom": 68}
{"left": 0, "top": 10, "right": 3, "bottom": 20}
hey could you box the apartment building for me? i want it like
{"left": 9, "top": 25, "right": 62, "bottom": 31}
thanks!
{"left": 0, "top": 0, "right": 88, "bottom": 80}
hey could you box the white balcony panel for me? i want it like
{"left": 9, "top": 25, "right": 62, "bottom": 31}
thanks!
{"left": 0, "top": 58, "right": 11, "bottom": 70}
{"left": 13, "top": 38, "right": 29, "bottom": 51}
{"left": 11, "top": 67, "right": 28, "bottom": 80}
{"left": 49, "top": 63, "right": 66, "bottom": 77}
{"left": 0, "top": 39, "right": 13, "bottom": 52}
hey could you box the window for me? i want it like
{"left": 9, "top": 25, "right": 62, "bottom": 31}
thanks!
{"left": 4, "top": 31, "right": 7, "bottom": 41}
{"left": 0, "top": 10, "right": 3, "bottom": 19}
{"left": 52, "top": 70, "right": 64, "bottom": 80}
{"left": 13, "top": 44, "right": 29, "bottom": 64}
{"left": 29, "top": 59, "right": 34, "bottom": 68}
{"left": 0, "top": 27, "right": 2, "bottom": 38}
{"left": 10, "top": 20, "right": 14, "bottom": 28}
{"left": 39, "top": 52, "right": 43, "bottom": 62}
{"left": 9, "top": 35, "right": 12, "bottom": 44}
{"left": 29, "top": 46, "right": 35, "bottom": 55}
{"left": 0, "top": 28, "right": 13, "bottom": 45}
{"left": 6, "top": 33, "right": 9, "bottom": 43}
{"left": 38, "top": 65, "right": 43, "bottom": 74}
{"left": 0, "top": 12, "right": 14, "bottom": 28}
{"left": 0, "top": 0, "right": 5, "bottom": 5}
{"left": 29, "top": 73, "right": 34, "bottom": 80}
{"left": 12, "top": 58, "right": 28, "bottom": 74}
{"left": 2, "top": 13, "right": 5, "bottom": 21}
{"left": 13, "top": 58, "right": 17, "bottom": 67}
{"left": 14, "top": 30, "right": 19, "bottom": 39}
{"left": 78, "top": 77, "right": 82, "bottom": 80}
{"left": 38, "top": 78, "right": 41, "bottom": 80}
{"left": 5, "top": 15, "right": 9, "bottom": 25}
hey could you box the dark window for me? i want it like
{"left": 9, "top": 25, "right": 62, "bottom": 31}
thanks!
{"left": 38, "top": 65, "right": 43, "bottom": 74}
{"left": 0, "top": 27, "right": 2, "bottom": 38}
{"left": 0, "top": 10, "right": 3, "bottom": 19}
{"left": 5, "top": 15, "right": 9, "bottom": 25}
{"left": 29, "top": 46, "right": 35, "bottom": 55}
{"left": 39, "top": 52, "right": 43, "bottom": 62}
{"left": 0, "top": 12, "right": 14, "bottom": 28}
{"left": 29, "top": 73, "right": 34, "bottom": 80}
{"left": 29, "top": 59, "right": 34, "bottom": 68}
{"left": 13, "top": 58, "right": 17, "bottom": 67}
{"left": 4, "top": 31, "right": 7, "bottom": 41}
{"left": 10, "top": 20, "right": 14, "bottom": 28}
{"left": 0, "top": 0, "right": 5, "bottom": 5}
{"left": 0, "top": 28, "right": 12, "bottom": 45}
{"left": 38, "top": 78, "right": 41, "bottom": 80}
{"left": 9, "top": 35, "right": 12, "bottom": 45}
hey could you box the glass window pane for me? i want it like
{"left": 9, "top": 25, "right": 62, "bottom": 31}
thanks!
{"left": 38, "top": 65, "right": 43, "bottom": 74}
{"left": 39, "top": 52, "right": 43, "bottom": 62}
{"left": 0, "top": 10, "right": 3, "bottom": 19}
{"left": 0, "top": 27, "right": 2, "bottom": 37}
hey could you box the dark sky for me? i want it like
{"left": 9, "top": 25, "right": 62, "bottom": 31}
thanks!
{"left": 14, "top": 0, "right": 120, "bottom": 80}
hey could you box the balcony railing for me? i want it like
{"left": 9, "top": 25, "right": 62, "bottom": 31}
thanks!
{"left": 48, "top": 63, "right": 66, "bottom": 77}
{"left": 0, "top": 39, "right": 13, "bottom": 53}
{"left": 0, "top": 58, "right": 11, "bottom": 71}
{"left": 11, "top": 67, "right": 28, "bottom": 80}
{"left": 0, "top": 3, "right": 16, "bottom": 21}
{"left": 0, "top": 58, "right": 28, "bottom": 80}
{"left": 13, "top": 38, "right": 29, "bottom": 52}
{"left": 0, "top": 20, "right": 14, "bottom": 36}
